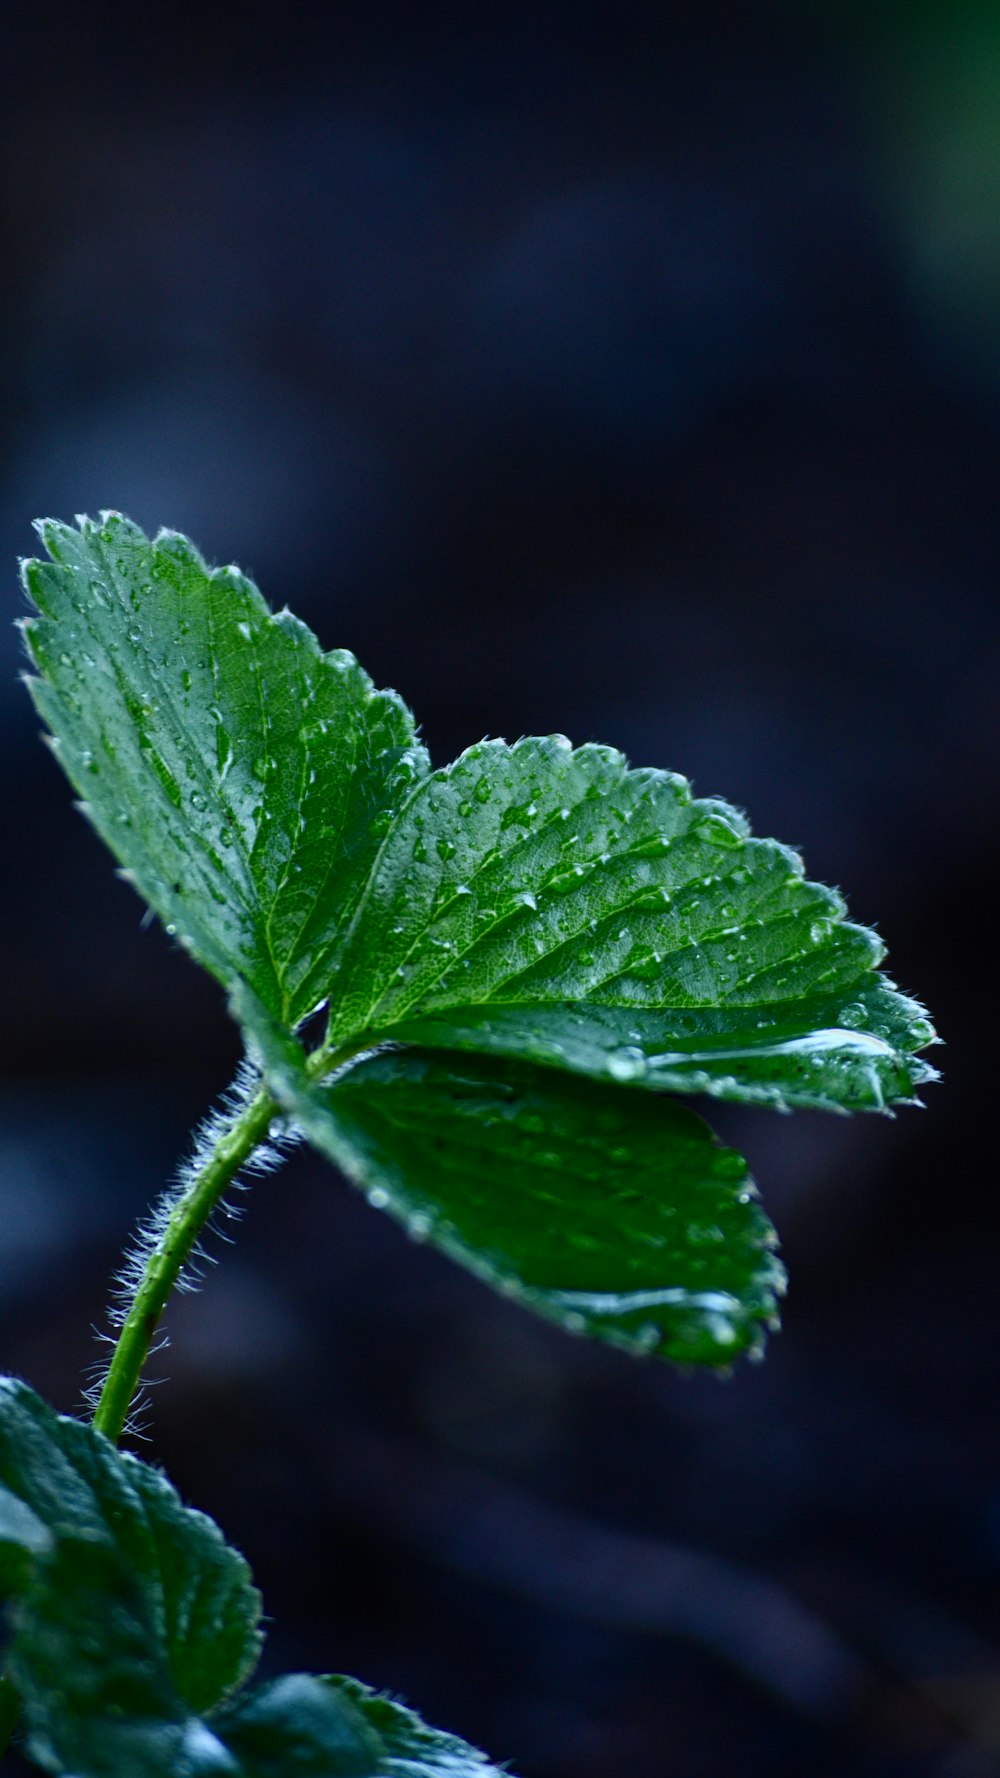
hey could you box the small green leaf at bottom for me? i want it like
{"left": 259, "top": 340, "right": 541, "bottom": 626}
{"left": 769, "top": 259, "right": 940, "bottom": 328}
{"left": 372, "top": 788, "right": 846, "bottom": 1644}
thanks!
{"left": 214, "top": 1674, "right": 506, "bottom": 1777}
{"left": 11, "top": 1538, "right": 220, "bottom": 1778}
{"left": 0, "top": 1381, "right": 512, "bottom": 1777}
{"left": 0, "top": 1379, "right": 261, "bottom": 1714}
{"left": 11, "top": 1541, "right": 509, "bottom": 1777}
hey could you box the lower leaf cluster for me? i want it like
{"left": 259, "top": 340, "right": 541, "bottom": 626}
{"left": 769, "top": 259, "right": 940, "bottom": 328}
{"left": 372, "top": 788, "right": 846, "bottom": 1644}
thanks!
{"left": 0, "top": 1380, "right": 506, "bottom": 1777}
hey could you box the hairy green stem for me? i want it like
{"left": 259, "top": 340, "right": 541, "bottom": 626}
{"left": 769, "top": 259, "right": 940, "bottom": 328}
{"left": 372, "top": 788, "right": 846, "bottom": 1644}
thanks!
{"left": 0, "top": 1079, "right": 283, "bottom": 1762}
{"left": 92, "top": 1082, "right": 280, "bottom": 1446}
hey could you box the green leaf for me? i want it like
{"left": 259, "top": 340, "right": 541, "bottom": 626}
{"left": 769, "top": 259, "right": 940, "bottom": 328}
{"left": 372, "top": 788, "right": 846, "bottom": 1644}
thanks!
{"left": 0, "top": 1379, "right": 261, "bottom": 1712}
{"left": 213, "top": 1674, "right": 506, "bottom": 1777}
{"left": 239, "top": 996, "right": 783, "bottom": 1365}
{"left": 21, "top": 513, "right": 428, "bottom": 1025}
{"left": 321, "top": 1677, "right": 506, "bottom": 1776}
{"left": 207, "top": 1674, "right": 384, "bottom": 1775}
{"left": 381, "top": 978, "right": 935, "bottom": 1112}
{"left": 320, "top": 734, "right": 935, "bottom": 1110}
{"left": 10, "top": 1538, "right": 227, "bottom": 1778}
{"left": 15, "top": 1575, "right": 509, "bottom": 1778}
{"left": 15, "top": 1580, "right": 508, "bottom": 1778}
{"left": 13, "top": 1542, "right": 380, "bottom": 1777}
{"left": 1, "top": 1383, "right": 512, "bottom": 1777}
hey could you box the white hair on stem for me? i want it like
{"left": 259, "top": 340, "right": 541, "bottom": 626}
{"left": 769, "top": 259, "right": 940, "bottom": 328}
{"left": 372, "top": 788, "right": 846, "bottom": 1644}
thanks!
{"left": 84, "top": 1062, "right": 300, "bottom": 1435}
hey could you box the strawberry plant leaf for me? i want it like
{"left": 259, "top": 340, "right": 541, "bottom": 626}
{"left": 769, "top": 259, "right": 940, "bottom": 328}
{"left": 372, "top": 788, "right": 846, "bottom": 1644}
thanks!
{"left": 239, "top": 996, "right": 783, "bottom": 1365}
{"left": 320, "top": 734, "right": 935, "bottom": 1110}
{"left": 0, "top": 1379, "right": 262, "bottom": 1714}
{"left": 1, "top": 1382, "right": 511, "bottom": 1776}
{"left": 20, "top": 514, "right": 936, "bottom": 1375}
{"left": 321, "top": 1676, "right": 504, "bottom": 1776}
{"left": 214, "top": 1674, "right": 505, "bottom": 1777}
{"left": 21, "top": 513, "right": 428, "bottom": 1026}
{"left": 11, "top": 1538, "right": 228, "bottom": 1778}
{"left": 12, "top": 1545, "right": 509, "bottom": 1777}
{"left": 381, "top": 978, "right": 935, "bottom": 1112}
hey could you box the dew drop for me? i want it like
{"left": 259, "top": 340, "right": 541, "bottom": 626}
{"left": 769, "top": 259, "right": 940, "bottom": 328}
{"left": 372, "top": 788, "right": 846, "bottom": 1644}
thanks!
{"left": 607, "top": 1046, "right": 647, "bottom": 1083}
{"left": 838, "top": 1001, "right": 866, "bottom": 1030}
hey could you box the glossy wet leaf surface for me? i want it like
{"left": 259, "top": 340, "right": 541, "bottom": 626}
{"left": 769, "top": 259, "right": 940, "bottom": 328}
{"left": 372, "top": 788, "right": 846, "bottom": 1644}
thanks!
{"left": 21, "top": 513, "right": 428, "bottom": 1025}
{"left": 241, "top": 998, "right": 783, "bottom": 1365}
{"left": 320, "top": 734, "right": 934, "bottom": 1110}
{"left": 22, "top": 514, "right": 937, "bottom": 1375}
{"left": 22, "top": 514, "right": 934, "bottom": 1117}
{"left": 385, "top": 978, "right": 934, "bottom": 1112}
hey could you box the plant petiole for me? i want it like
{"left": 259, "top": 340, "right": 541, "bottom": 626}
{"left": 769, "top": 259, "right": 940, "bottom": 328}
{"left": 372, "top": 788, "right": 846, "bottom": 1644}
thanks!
{"left": 91, "top": 1081, "right": 281, "bottom": 1447}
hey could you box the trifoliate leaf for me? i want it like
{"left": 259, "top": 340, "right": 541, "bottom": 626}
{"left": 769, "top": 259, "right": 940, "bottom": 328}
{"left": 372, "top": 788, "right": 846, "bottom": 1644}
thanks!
{"left": 21, "top": 513, "right": 428, "bottom": 1025}
{"left": 21, "top": 515, "right": 936, "bottom": 1372}
{"left": 239, "top": 995, "right": 783, "bottom": 1365}
{"left": 22, "top": 515, "right": 934, "bottom": 1116}
{"left": 0, "top": 1379, "right": 261, "bottom": 1713}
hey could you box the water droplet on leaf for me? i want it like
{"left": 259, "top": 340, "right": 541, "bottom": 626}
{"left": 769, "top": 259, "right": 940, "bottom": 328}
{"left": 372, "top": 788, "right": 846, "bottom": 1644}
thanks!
{"left": 607, "top": 1046, "right": 647, "bottom": 1082}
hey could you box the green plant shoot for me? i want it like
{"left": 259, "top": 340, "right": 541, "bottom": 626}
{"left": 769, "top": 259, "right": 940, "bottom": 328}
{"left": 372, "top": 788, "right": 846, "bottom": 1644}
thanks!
{"left": 0, "top": 512, "right": 937, "bottom": 1776}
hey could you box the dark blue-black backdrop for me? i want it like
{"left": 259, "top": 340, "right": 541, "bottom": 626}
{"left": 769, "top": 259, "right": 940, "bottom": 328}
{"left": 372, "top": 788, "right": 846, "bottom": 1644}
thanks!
{"left": 1, "top": 3, "right": 997, "bottom": 1774}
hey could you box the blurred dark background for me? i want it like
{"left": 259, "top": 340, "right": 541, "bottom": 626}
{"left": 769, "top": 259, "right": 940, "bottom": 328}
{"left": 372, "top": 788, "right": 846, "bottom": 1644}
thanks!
{"left": 0, "top": 2, "right": 997, "bottom": 1773}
